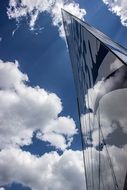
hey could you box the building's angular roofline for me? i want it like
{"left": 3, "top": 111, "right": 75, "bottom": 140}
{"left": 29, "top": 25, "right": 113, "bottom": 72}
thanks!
{"left": 62, "top": 9, "right": 127, "bottom": 65}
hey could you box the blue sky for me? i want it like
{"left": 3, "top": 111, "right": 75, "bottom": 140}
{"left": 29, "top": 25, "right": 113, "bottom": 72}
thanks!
{"left": 0, "top": 0, "right": 127, "bottom": 190}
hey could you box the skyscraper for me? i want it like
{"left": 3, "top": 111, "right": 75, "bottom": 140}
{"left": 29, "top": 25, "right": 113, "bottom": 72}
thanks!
{"left": 62, "top": 10, "right": 127, "bottom": 190}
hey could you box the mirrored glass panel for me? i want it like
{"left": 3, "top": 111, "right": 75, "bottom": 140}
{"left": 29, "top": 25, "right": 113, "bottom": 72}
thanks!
{"left": 62, "top": 10, "right": 127, "bottom": 190}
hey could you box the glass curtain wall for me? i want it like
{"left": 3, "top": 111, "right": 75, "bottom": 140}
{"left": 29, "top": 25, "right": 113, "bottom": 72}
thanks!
{"left": 62, "top": 10, "right": 127, "bottom": 190}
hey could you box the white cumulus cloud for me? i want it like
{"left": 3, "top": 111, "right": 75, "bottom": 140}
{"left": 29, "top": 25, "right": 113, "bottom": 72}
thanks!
{"left": 0, "top": 60, "right": 77, "bottom": 150}
{"left": 0, "top": 148, "right": 84, "bottom": 190}
{"left": 0, "top": 145, "right": 127, "bottom": 190}
{"left": 7, "top": 0, "right": 86, "bottom": 37}
{"left": 103, "top": 0, "right": 127, "bottom": 26}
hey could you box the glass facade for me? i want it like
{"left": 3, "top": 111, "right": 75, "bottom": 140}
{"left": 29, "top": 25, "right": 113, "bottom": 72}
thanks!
{"left": 62, "top": 10, "right": 127, "bottom": 190}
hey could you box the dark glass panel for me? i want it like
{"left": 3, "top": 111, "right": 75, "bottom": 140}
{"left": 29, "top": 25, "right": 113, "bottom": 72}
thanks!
{"left": 62, "top": 10, "right": 127, "bottom": 190}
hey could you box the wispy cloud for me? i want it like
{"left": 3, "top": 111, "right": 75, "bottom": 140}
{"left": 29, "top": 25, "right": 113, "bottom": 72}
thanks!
{"left": 103, "top": 0, "right": 127, "bottom": 26}
{"left": 7, "top": 0, "right": 86, "bottom": 37}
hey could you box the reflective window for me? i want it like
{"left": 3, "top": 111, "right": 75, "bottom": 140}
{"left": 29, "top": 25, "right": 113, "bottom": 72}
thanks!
{"left": 62, "top": 10, "right": 127, "bottom": 190}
